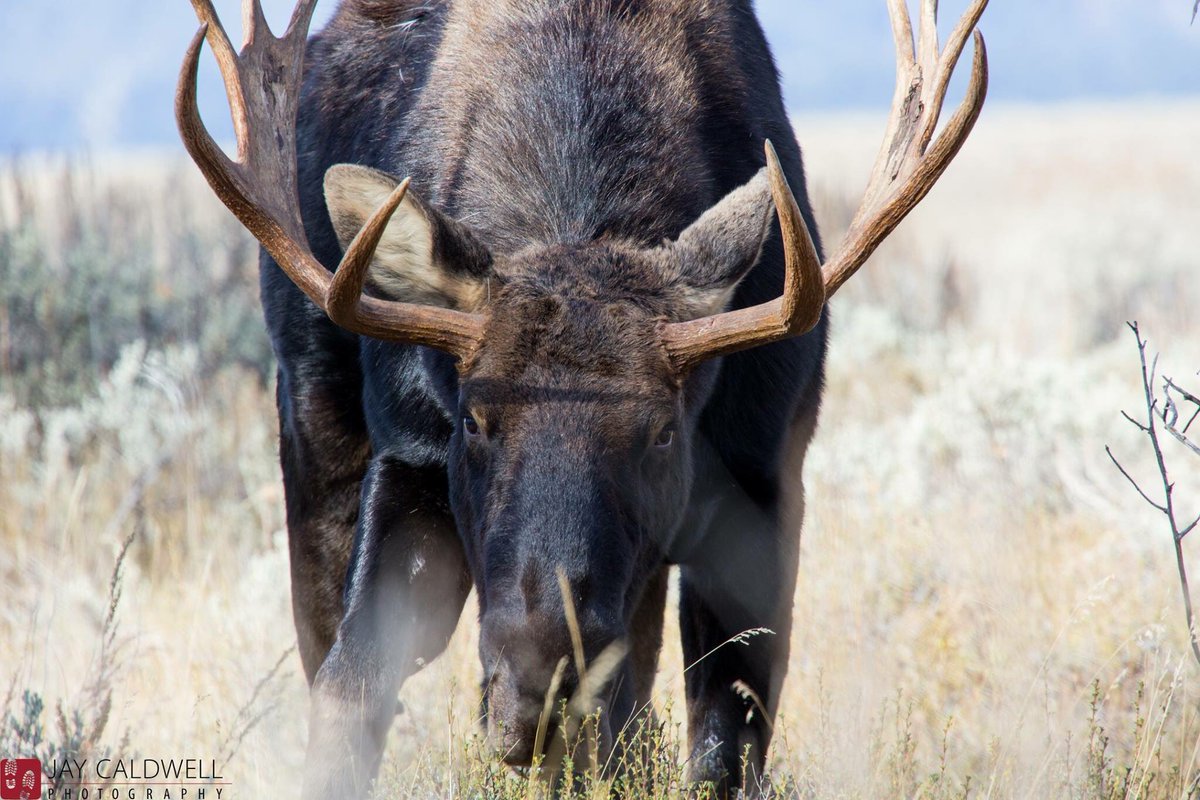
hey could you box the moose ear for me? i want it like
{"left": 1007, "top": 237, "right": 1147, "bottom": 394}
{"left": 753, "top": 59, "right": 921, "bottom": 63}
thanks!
{"left": 660, "top": 168, "right": 775, "bottom": 318}
{"left": 324, "top": 164, "right": 493, "bottom": 311}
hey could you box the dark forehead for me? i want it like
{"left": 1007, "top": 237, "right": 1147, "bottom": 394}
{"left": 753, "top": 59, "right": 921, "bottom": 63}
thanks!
{"left": 498, "top": 242, "right": 674, "bottom": 305}
{"left": 467, "top": 281, "right": 675, "bottom": 407}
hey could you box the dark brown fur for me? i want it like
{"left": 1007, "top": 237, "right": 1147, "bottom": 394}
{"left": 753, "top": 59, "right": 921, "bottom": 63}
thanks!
{"left": 262, "top": 1, "right": 829, "bottom": 797}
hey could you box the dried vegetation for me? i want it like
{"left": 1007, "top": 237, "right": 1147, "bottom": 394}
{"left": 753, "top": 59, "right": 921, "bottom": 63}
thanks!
{"left": 2, "top": 102, "right": 1199, "bottom": 797}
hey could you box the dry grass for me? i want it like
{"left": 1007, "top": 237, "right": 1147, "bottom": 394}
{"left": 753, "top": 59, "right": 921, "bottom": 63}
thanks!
{"left": 2, "top": 101, "right": 1199, "bottom": 798}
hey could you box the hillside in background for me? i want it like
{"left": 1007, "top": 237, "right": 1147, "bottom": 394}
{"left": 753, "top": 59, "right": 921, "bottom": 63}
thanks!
{"left": 1, "top": 0, "right": 1197, "bottom": 151}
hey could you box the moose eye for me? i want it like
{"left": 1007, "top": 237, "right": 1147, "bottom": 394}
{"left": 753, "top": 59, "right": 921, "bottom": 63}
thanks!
{"left": 463, "top": 416, "right": 482, "bottom": 438}
{"left": 654, "top": 426, "right": 675, "bottom": 449}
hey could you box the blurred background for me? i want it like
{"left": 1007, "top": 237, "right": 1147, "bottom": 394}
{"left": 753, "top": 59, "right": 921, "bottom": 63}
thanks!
{"left": 2, "top": 2, "right": 1198, "bottom": 799}
{"left": 0, "top": 0, "right": 1197, "bottom": 150}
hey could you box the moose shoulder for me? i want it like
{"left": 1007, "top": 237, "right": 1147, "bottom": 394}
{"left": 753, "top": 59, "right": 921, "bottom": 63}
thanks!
{"left": 175, "top": 0, "right": 988, "bottom": 796}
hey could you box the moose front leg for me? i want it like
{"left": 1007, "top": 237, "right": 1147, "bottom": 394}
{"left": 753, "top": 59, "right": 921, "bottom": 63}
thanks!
{"left": 302, "top": 455, "right": 470, "bottom": 800}
{"left": 677, "top": 468, "right": 799, "bottom": 797}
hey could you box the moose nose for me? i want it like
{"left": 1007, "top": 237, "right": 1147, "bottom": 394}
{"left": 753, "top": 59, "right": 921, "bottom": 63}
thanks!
{"left": 481, "top": 614, "right": 625, "bottom": 768}
{"left": 480, "top": 564, "right": 627, "bottom": 767}
{"left": 487, "top": 657, "right": 565, "bottom": 767}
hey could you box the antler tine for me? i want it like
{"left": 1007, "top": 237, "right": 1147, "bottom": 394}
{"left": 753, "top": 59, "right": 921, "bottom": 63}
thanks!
{"left": 243, "top": 0, "right": 271, "bottom": 46}
{"left": 886, "top": 0, "right": 916, "bottom": 70}
{"left": 767, "top": 142, "right": 825, "bottom": 337}
{"left": 863, "top": 0, "right": 924, "bottom": 218}
{"left": 917, "top": 0, "right": 939, "bottom": 85}
{"left": 177, "top": 25, "right": 244, "bottom": 221}
{"left": 189, "top": 0, "right": 239, "bottom": 65}
{"left": 660, "top": 141, "right": 823, "bottom": 371}
{"left": 917, "top": 0, "right": 988, "bottom": 155}
{"left": 327, "top": 178, "right": 411, "bottom": 327}
{"left": 937, "top": 0, "right": 990, "bottom": 88}
{"left": 287, "top": 0, "right": 321, "bottom": 39}
{"left": 188, "top": 0, "right": 249, "bottom": 154}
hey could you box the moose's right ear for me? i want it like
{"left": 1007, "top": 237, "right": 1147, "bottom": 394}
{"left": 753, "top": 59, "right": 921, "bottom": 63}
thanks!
{"left": 324, "top": 164, "right": 493, "bottom": 311}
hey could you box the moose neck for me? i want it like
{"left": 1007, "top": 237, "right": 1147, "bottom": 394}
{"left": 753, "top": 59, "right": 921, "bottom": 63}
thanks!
{"left": 403, "top": 0, "right": 746, "bottom": 256}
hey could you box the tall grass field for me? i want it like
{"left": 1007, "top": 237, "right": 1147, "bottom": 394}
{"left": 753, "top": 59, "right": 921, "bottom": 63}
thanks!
{"left": 2, "top": 101, "right": 1199, "bottom": 798}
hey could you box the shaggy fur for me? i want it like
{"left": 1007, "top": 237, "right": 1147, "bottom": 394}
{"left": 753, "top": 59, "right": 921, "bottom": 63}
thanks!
{"left": 262, "top": 1, "right": 830, "bottom": 797}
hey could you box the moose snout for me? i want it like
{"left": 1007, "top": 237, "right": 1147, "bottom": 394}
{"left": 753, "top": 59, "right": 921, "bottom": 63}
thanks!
{"left": 485, "top": 652, "right": 622, "bottom": 768}
{"left": 481, "top": 607, "right": 625, "bottom": 767}
{"left": 486, "top": 658, "right": 558, "bottom": 767}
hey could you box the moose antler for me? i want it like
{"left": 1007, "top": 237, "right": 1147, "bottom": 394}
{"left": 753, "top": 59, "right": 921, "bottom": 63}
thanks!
{"left": 662, "top": 0, "right": 989, "bottom": 371}
{"left": 175, "top": 0, "right": 486, "bottom": 358}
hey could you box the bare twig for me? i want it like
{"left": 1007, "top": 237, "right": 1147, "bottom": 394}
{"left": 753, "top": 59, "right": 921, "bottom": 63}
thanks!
{"left": 1108, "top": 322, "right": 1200, "bottom": 668}
{"left": 1182, "top": 514, "right": 1200, "bottom": 540}
{"left": 1106, "top": 446, "right": 1167, "bottom": 514}
{"left": 1163, "top": 377, "right": 1200, "bottom": 457}
{"left": 1163, "top": 423, "right": 1200, "bottom": 459}
{"left": 1120, "top": 410, "right": 1150, "bottom": 434}
{"left": 1163, "top": 377, "right": 1200, "bottom": 409}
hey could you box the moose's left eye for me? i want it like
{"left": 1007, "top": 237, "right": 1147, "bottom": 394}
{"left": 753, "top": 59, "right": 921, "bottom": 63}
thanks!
{"left": 654, "top": 426, "right": 676, "bottom": 449}
{"left": 463, "top": 416, "right": 482, "bottom": 438}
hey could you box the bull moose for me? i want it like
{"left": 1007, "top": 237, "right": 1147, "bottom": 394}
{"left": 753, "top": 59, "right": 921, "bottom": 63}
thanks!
{"left": 175, "top": 0, "right": 988, "bottom": 795}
